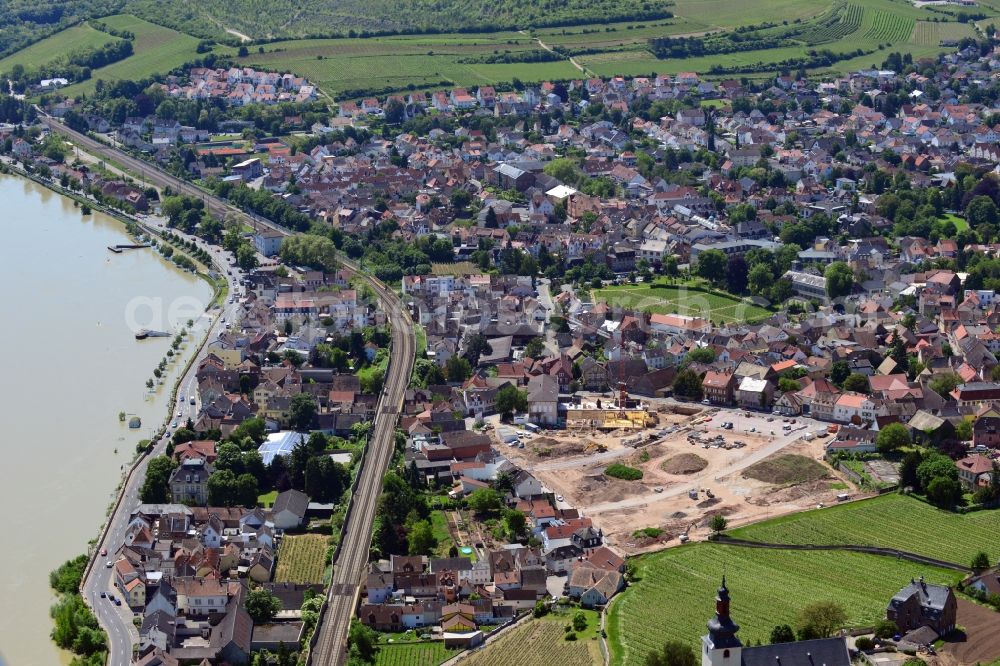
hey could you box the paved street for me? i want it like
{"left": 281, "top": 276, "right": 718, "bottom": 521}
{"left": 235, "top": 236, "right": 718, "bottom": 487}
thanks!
{"left": 80, "top": 232, "right": 241, "bottom": 666}
{"left": 39, "top": 115, "right": 417, "bottom": 666}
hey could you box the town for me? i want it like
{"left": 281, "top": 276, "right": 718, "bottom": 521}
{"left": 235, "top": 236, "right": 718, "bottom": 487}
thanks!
{"left": 6, "top": 29, "right": 1000, "bottom": 666}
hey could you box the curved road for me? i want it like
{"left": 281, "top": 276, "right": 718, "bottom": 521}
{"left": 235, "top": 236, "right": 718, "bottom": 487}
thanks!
{"left": 40, "top": 115, "right": 416, "bottom": 666}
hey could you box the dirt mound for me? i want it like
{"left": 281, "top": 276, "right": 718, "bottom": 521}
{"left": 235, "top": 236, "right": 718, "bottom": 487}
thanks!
{"left": 743, "top": 454, "right": 830, "bottom": 485}
{"left": 661, "top": 453, "right": 709, "bottom": 475}
{"left": 670, "top": 511, "right": 688, "bottom": 519}
{"left": 700, "top": 505, "right": 739, "bottom": 527}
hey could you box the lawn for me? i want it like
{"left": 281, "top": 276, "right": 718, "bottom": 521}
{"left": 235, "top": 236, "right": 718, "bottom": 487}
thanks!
{"left": 592, "top": 281, "right": 771, "bottom": 324}
{"left": 257, "top": 490, "right": 278, "bottom": 508}
{"left": 60, "top": 15, "right": 205, "bottom": 97}
{"left": 462, "top": 609, "right": 603, "bottom": 666}
{"left": 0, "top": 24, "right": 118, "bottom": 75}
{"left": 275, "top": 534, "right": 329, "bottom": 584}
{"left": 940, "top": 213, "right": 970, "bottom": 232}
{"left": 374, "top": 641, "right": 454, "bottom": 666}
{"left": 727, "top": 493, "right": 1000, "bottom": 566}
{"left": 607, "top": 543, "right": 963, "bottom": 665}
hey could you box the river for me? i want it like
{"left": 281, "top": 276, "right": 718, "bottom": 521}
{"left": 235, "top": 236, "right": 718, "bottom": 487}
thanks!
{"left": 0, "top": 173, "right": 213, "bottom": 666}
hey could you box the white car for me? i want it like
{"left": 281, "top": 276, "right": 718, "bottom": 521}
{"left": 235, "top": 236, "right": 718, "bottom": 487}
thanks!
{"left": 105, "top": 561, "right": 113, "bottom": 568}
{"left": 556, "top": 495, "right": 564, "bottom": 502}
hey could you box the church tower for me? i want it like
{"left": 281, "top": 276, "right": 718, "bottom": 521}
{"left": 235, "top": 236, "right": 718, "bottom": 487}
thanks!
{"left": 701, "top": 576, "right": 743, "bottom": 666}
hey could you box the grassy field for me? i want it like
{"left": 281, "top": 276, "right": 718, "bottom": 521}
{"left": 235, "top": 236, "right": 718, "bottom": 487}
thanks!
{"left": 60, "top": 15, "right": 204, "bottom": 97}
{"left": 462, "top": 609, "right": 603, "bottom": 666}
{"left": 374, "top": 641, "right": 454, "bottom": 666}
{"left": 940, "top": 212, "right": 970, "bottom": 232}
{"left": 727, "top": 493, "right": 1000, "bottom": 566}
{"left": 592, "top": 282, "right": 771, "bottom": 324}
{"left": 231, "top": 33, "right": 578, "bottom": 95}
{"left": 275, "top": 534, "right": 329, "bottom": 584}
{"left": 0, "top": 24, "right": 118, "bottom": 75}
{"left": 607, "top": 543, "right": 963, "bottom": 665}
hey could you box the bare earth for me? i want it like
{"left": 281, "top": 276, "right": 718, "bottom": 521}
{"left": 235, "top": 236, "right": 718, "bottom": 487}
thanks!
{"left": 502, "top": 406, "right": 859, "bottom": 554}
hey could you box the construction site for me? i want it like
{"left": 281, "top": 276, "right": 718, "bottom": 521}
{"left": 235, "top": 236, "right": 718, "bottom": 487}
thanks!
{"left": 498, "top": 404, "right": 860, "bottom": 555}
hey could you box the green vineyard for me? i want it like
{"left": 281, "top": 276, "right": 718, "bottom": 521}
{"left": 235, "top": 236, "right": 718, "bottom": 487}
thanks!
{"left": 862, "top": 7, "right": 916, "bottom": 43}
{"left": 798, "top": 2, "right": 863, "bottom": 45}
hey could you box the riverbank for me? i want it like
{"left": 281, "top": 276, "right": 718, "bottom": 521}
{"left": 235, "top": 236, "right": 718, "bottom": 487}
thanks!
{"left": 0, "top": 170, "right": 217, "bottom": 666}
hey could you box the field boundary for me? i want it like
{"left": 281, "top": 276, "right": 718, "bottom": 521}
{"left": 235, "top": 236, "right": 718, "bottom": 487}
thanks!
{"left": 711, "top": 535, "right": 969, "bottom": 571}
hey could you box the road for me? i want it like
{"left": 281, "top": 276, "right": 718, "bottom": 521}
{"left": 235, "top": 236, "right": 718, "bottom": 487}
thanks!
{"left": 80, "top": 226, "right": 242, "bottom": 666}
{"left": 41, "top": 115, "right": 416, "bottom": 665}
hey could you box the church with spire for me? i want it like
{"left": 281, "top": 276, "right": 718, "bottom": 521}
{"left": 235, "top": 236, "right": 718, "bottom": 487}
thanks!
{"left": 701, "top": 577, "right": 852, "bottom": 666}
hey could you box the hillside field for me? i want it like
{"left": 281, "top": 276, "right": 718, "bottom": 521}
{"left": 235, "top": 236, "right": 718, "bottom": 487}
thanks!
{"left": 607, "top": 543, "right": 963, "bottom": 665}
{"left": 727, "top": 493, "right": 1000, "bottom": 566}
{"left": 59, "top": 15, "right": 205, "bottom": 97}
{"left": 0, "top": 24, "right": 118, "bottom": 76}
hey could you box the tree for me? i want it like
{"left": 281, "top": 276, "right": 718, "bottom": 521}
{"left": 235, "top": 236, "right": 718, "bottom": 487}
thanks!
{"left": 467, "top": 487, "right": 503, "bottom": 515}
{"left": 445, "top": 355, "right": 472, "bottom": 383}
{"left": 726, "top": 255, "right": 749, "bottom": 294}
{"left": 796, "top": 601, "right": 847, "bottom": 639}
{"left": 140, "top": 456, "right": 175, "bottom": 503}
{"left": 695, "top": 249, "right": 727, "bottom": 285}
{"left": 926, "top": 475, "right": 962, "bottom": 509}
{"left": 384, "top": 98, "right": 405, "bottom": 124}
{"left": 463, "top": 334, "right": 492, "bottom": 366}
{"left": 824, "top": 262, "right": 854, "bottom": 300}
{"left": 929, "top": 372, "right": 961, "bottom": 397}
{"left": 348, "top": 618, "right": 380, "bottom": 663}
{"left": 572, "top": 611, "right": 587, "bottom": 632}
{"left": 644, "top": 640, "right": 697, "bottom": 666}
{"left": 873, "top": 619, "right": 898, "bottom": 639}
{"left": 686, "top": 347, "right": 716, "bottom": 364}
{"left": 876, "top": 423, "right": 911, "bottom": 454}
{"left": 748, "top": 263, "right": 773, "bottom": 297}
{"left": 829, "top": 361, "right": 851, "bottom": 386}
{"left": 672, "top": 368, "right": 704, "bottom": 401}
{"left": 523, "top": 337, "right": 546, "bottom": 360}
{"left": 967, "top": 194, "right": 999, "bottom": 228}
{"left": 288, "top": 392, "right": 318, "bottom": 431}
{"left": 407, "top": 520, "right": 436, "bottom": 555}
{"left": 245, "top": 588, "right": 281, "bottom": 623}
{"left": 709, "top": 514, "right": 727, "bottom": 533}
{"left": 496, "top": 385, "right": 528, "bottom": 419}
{"left": 972, "top": 551, "right": 991, "bottom": 570}
{"left": 504, "top": 509, "right": 527, "bottom": 538}
{"left": 916, "top": 452, "right": 959, "bottom": 493}
{"left": 770, "top": 624, "right": 795, "bottom": 644}
{"left": 841, "top": 373, "right": 870, "bottom": 394}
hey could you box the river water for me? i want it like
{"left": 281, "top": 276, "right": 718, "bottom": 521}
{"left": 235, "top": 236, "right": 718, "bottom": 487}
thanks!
{"left": 0, "top": 174, "right": 213, "bottom": 666}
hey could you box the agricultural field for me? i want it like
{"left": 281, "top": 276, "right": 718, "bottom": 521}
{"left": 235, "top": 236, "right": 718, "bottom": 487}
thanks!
{"left": 607, "top": 543, "right": 963, "bottom": 665}
{"left": 274, "top": 534, "right": 329, "bottom": 584}
{"left": 462, "top": 609, "right": 602, "bottom": 666}
{"left": 374, "top": 641, "right": 454, "bottom": 666}
{"left": 231, "top": 33, "right": 578, "bottom": 95}
{"left": 59, "top": 15, "right": 205, "bottom": 97}
{"left": 592, "top": 282, "right": 771, "bottom": 324}
{"left": 727, "top": 493, "right": 1000, "bottom": 566}
{"left": 912, "top": 20, "right": 977, "bottom": 46}
{"left": 0, "top": 24, "right": 118, "bottom": 76}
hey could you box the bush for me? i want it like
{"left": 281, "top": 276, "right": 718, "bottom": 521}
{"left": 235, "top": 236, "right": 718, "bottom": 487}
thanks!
{"left": 855, "top": 636, "right": 875, "bottom": 650}
{"left": 605, "top": 463, "right": 643, "bottom": 480}
{"left": 565, "top": 631, "right": 577, "bottom": 641}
